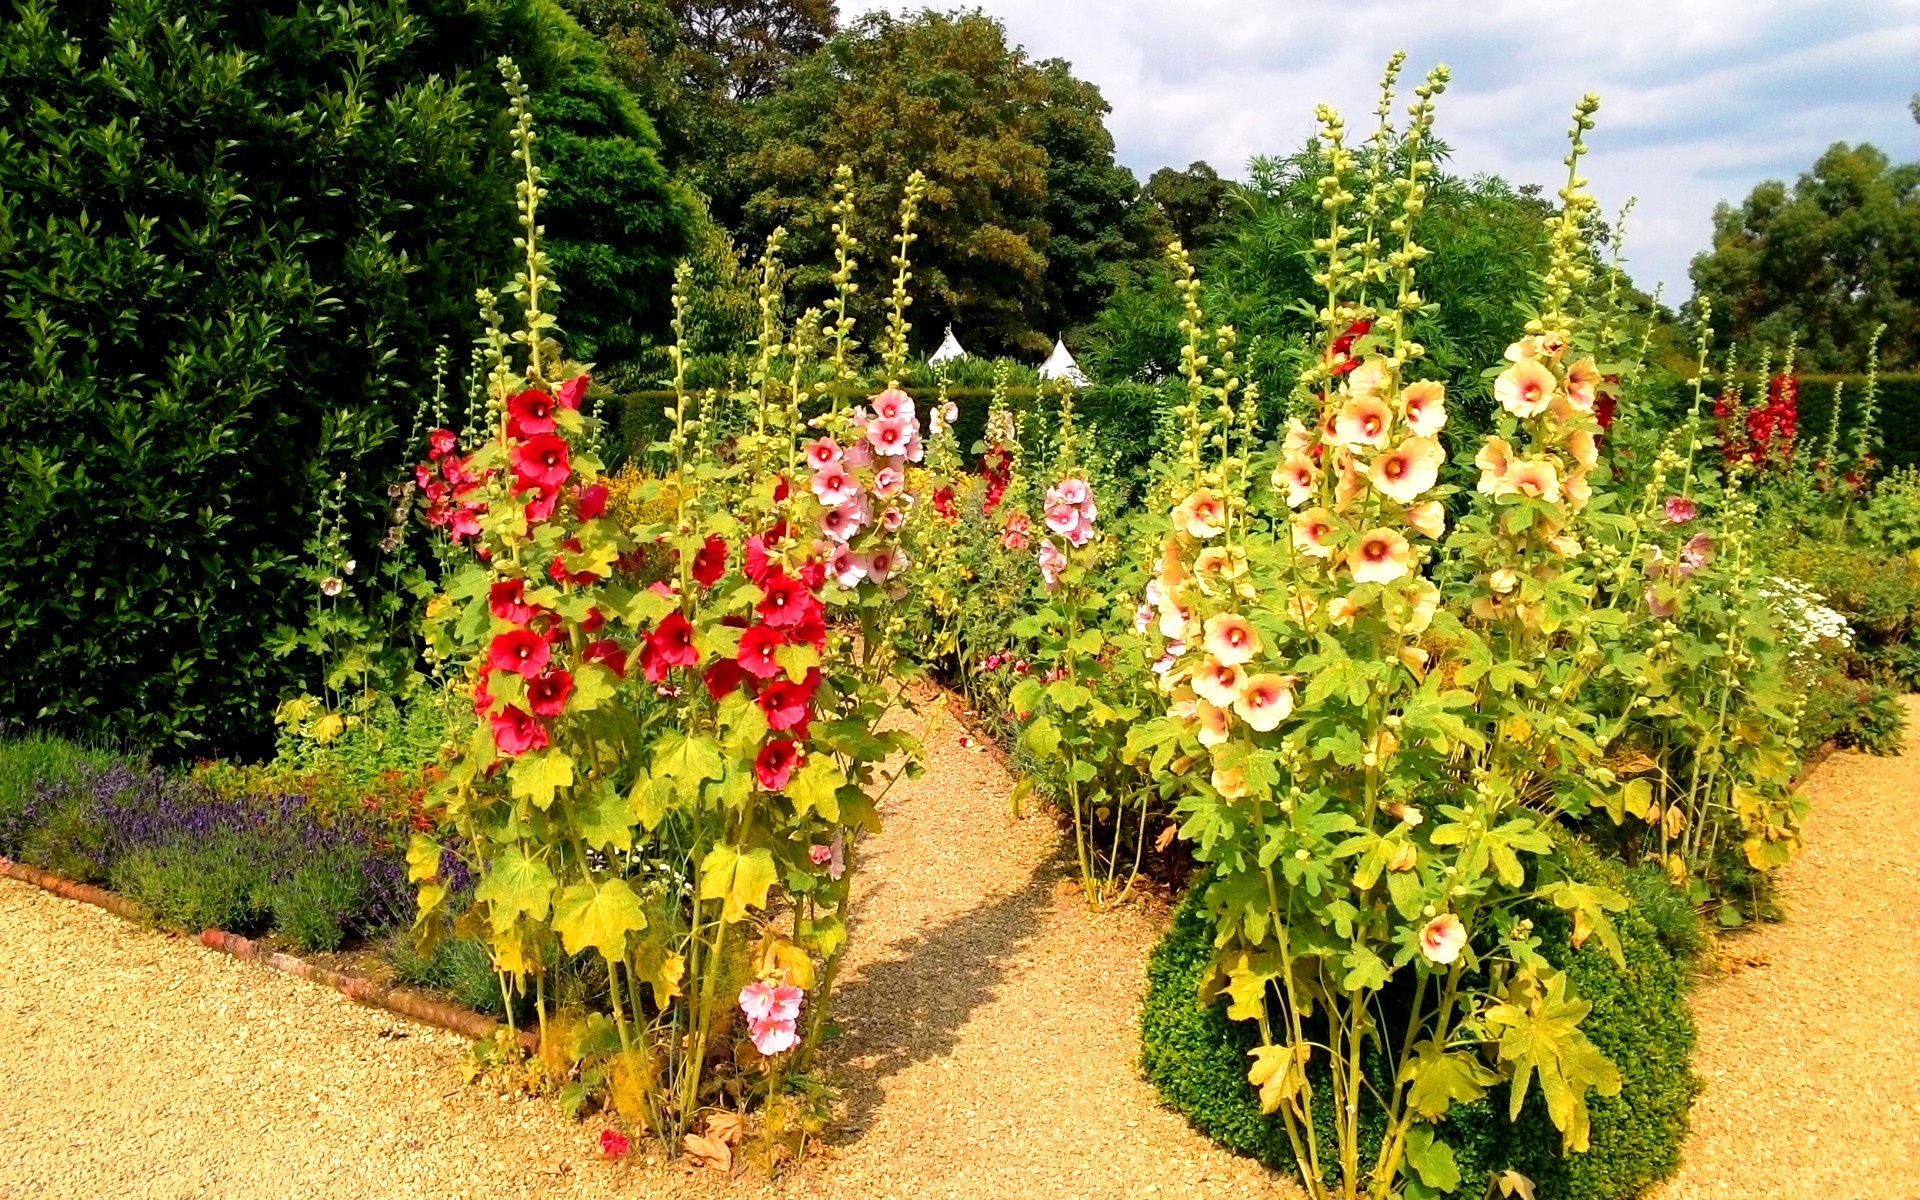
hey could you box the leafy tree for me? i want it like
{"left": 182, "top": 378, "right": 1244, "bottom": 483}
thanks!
{"left": 0, "top": 0, "right": 689, "bottom": 754}
{"left": 1141, "top": 161, "right": 1238, "bottom": 261}
{"left": 1688, "top": 142, "right": 1920, "bottom": 370}
{"left": 671, "top": 0, "right": 835, "bottom": 100}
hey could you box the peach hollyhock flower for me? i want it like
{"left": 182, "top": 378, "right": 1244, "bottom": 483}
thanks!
{"left": 1566, "top": 358, "right": 1600, "bottom": 409}
{"left": 1233, "top": 673, "right": 1296, "bottom": 732}
{"left": 1504, "top": 336, "right": 1545, "bottom": 362}
{"left": 1327, "top": 595, "right": 1359, "bottom": 626}
{"left": 1333, "top": 393, "right": 1394, "bottom": 448}
{"left": 1398, "top": 645, "right": 1430, "bottom": 679}
{"left": 1351, "top": 528, "right": 1412, "bottom": 585}
{"left": 1404, "top": 500, "right": 1446, "bottom": 540}
{"left": 1345, "top": 358, "right": 1390, "bottom": 399}
{"left": 1548, "top": 532, "right": 1582, "bottom": 558}
{"left": 1272, "top": 452, "right": 1318, "bottom": 508}
{"left": 1495, "top": 358, "right": 1557, "bottom": 418}
{"left": 1211, "top": 763, "right": 1248, "bottom": 800}
{"left": 1334, "top": 451, "right": 1368, "bottom": 511}
{"left": 1194, "top": 544, "right": 1249, "bottom": 584}
{"left": 1489, "top": 567, "right": 1519, "bottom": 594}
{"left": 1293, "top": 508, "right": 1340, "bottom": 558}
{"left": 1563, "top": 469, "right": 1592, "bottom": 511}
{"left": 1419, "top": 914, "right": 1468, "bottom": 965}
{"left": 1400, "top": 380, "right": 1448, "bottom": 436}
{"left": 1565, "top": 427, "right": 1599, "bottom": 469}
{"left": 1158, "top": 603, "right": 1193, "bottom": 642}
{"left": 1504, "top": 458, "right": 1562, "bottom": 502}
{"left": 1369, "top": 436, "right": 1443, "bottom": 504}
{"left": 1175, "top": 489, "right": 1226, "bottom": 539}
{"left": 1475, "top": 437, "right": 1514, "bottom": 494}
{"left": 1203, "top": 612, "right": 1261, "bottom": 665}
{"left": 1389, "top": 577, "right": 1440, "bottom": 635}
{"left": 1388, "top": 842, "right": 1419, "bottom": 873}
{"left": 1194, "top": 698, "right": 1232, "bottom": 746}
{"left": 1283, "top": 417, "right": 1315, "bottom": 456}
{"left": 1192, "top": 656, "right": 1245, "bottom": 708}
{"left": 1157, "top": 536, "right": 1189, "bottom": 591}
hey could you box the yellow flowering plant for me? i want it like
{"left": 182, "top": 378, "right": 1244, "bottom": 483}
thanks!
{"left": 1125, "top": 61, "right": 1628, "bottom": 1199}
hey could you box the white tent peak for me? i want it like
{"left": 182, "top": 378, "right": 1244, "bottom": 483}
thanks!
{"left": 928, "top": 326, "right": 968, "bottom": 365}
{"left": 1037, "top": 335, "right": 1090, "bottom": 387}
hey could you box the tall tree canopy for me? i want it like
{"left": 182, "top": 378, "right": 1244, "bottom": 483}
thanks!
{"left": 1689, "top": 142, "right": 1920, "bottom": 370}
{"left": 1140, "top": 161, "right": 1238, "bottom": 261}
{"left": 735, "top": 8, "right": 1149, "bottom": 357}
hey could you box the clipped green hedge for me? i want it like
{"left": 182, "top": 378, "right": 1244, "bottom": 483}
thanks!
{"left": 1141, "top": 839, "right": 1699, "bottom": 1198}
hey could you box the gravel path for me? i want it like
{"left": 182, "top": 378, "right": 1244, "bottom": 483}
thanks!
{"left": 4, "top": 693, "right": 1909, "bottom": 1200}
{"left": 0, "top": 695, "right": 1286, "bottom": 1200}
{"left": 1650, "top": 696, "right": 1920, "bottom": 1200}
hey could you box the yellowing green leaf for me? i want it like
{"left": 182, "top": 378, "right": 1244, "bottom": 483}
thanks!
{"left": 552, "top": 877, "right": 647, "bottom": 960}
{"left": 473, "top": 846, "right": 555, "bottom": 933}
{"left": 1404, "top": 1125, "right": 1460, "bottom": 1192}
{"left": 1401, "top": 1040, "right": 1500, "bottom": 1119}
{"left": 577, "top": 782, "right": 637, "bottom": 853}
{"left": 567, "top": 662, "right": 618, "bottom": 714}
{"left": 508, "top": 748, "right": 575, "bottom": 808}
{"left": 698, "top": 844, "right": 778, "bottom": 923}
{"left": 787, "top": 756, "right": 845, "bottom": 821}
{"left": 1247, "top": 1042, "right": 1310, "bottom": 1115}
{"left": 774, "top": 642, "right": 819, "bottom": 682}
{"left": 406, "top": 833, "right": 442, "bottom": 884}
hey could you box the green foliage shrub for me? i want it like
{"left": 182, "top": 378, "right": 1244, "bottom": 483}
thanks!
{"left": 1142, "top": 841, "right": 1699, "bottom": 1199}
{"left": 271, "top": 858, "right": 369, "bottom": 954}
{"left": 113, "top": 836, "right": 273, "bottom": 935}
{"left": 0, "top": 730, "right": 112, "bottom": 837}
{"left": 386, "top": 931, "right": 513, "bottom": 1016}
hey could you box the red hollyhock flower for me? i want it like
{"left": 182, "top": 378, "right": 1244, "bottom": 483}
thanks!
{"left": 555, "top": 374, "right": 589, "bottom": 410}
{"left": 428, "top": 428, "right": 458, "bottom": 460}
{"left": 527, "top": 667, "right": 573, "bottom": 717}
{"left": 932, "top": 486, "right": 957, "bottom": 520}
{"left": 490, "top": 705, "right": 547, "bottom": 755}
{"left": 1595, "top": 394, "right": 1617, "bottom": 430}
{"left": 773, "top": 473, "right": 791, "bottom": 503}
{"left": 692, "top": 535, "right": 728, "bottom": 588}
{"left": 522, "top": 484, "right": 559, "bottom": 525}
{"left": 450, "top": 506, "right": 483, "bottom": 542}
{"left": 787, "top": 615, "right": 826, "bottom": 651}
{"left": 738, "top": 624, "right": 786, "bottom": 679}
{"left": 798, "top": 558, "right": 826, "bottom": 590}
{"left": 507, "top": 388, "right": 557, "bottom": 439}
{"left": 490, "top": 579, "right": 533, "bottom": 624}
{"left": 512, "top": 434, "right": 572, "bottom": 490}
{"left": 579, "top": 606, "right": 604, "bottom": 634}
{"left": 641, "top": 612, "right": 698, "bottom": 682}
{"left": 472, "top": 674, "right": 494, "bottom": 716}
{"left": 489, "top": 629, "right": 551, "bottom": 679}
{"left": 754, "top": 738, "right": 801, "bottom": 791}
{"left": 576, "top": 483, "right": 608, "bottom": 520}
{"left": 582, "top": 638, "right": 628, "bottom": 678}
{"left": 599, "top": 1128, "right": 630, "bottom": 1158}
{"left": 757, "top": 668, "right": 820, "bottom": 736}
{"left": 756, "top": 571, "right": 818, "bottom": 628}
{"left": 704, "top": 657, "right": 747, "bottom": 699}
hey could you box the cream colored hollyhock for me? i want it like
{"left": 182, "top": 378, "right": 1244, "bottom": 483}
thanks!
{"left": 1203, "top": 612, "right": 1261, "bottom": 666}
{"left": 1283, "top": 417, "right": 1315, "bottom": 456}
{"left": 1504, "top": 458, "right": 1562, "bottom": 502}
{"left": 1388, "top": 842, "right": 1419, "bottom": 873}
{"left": 1351, "top": 528, "right": 1412, "bottom": 585}
{"left": 1400, "top": 379, "right": 1448, "bottom": 436}
{"left": 1369, "top": 436, "right": 1443, "bottom": 504}
{"left": 1565, "top": 357, "right": 1599, "bottom": 409}
{"left": 1504, "top": 336, "right": 1544, "bottom": 362}
{"left": 1399, "top": 645, "right": 1430, "bottom": 679}
{"left": 1420, "top": 913, "right": 1467, "bottom": 965}
{"left": 1333, "top": 394, "right": 1394, "bottom": 448}
{"left": 1495, "top": 358, "right": 1556, "bottom": 418}
{"left": 1564, "top": 469, "right": 1592, "bottom": 511}
{"left": 1404, "top": 500, "right": 1446, "bottom": 539}
{"left": 1233, "top": 672, "right": 1296, "bottom": 732}
{"left": 1327, "top": 595, "right": 1359, "bottom": 626}
{"left": 1194, "top": 544, "right": 1249, "bottom": 582}
{"left": 1192, "top": 656, "right": 1245, "bottom": 708}
{"left": 1346, "top": 358, "right": 1389, "bottom": 399}
{"left": 1175, "top": 488, "right": 1226, "bottom": 539}
{"left": 1549, "top": 532, "right": 1582, "bottom": 557}
{"left": 1489, "top": 567, "right": 1519, "bottom": 594}
{"left": 1565, "top": 427, "right": 1598, "bottom": 469}
{"left": 1293, "top": 508, "right": 1339, "bottom": 558}
{"left": 1388, "top": 577, "right": 1439, "bottom": 634}
{"left": 1211, "top": 763, "right": 1248, "bottom": 800}
{"left": 1158, "top": 603, "right": 1191, "bottom": 641}
{"left": 1334, "top": 450, "right": 1368, "bottom": 510}
{"left": 1286, "top": 591, "right": 1319, "bottom": 623}
{"left": 1272, "top": 452, "right": 1318, "bottom": 508}
{"left": 1475, "top": 437, "right": 1514, "bottom": 494}
{"left": 1194, "top": 698, "right": 1232, "bottom": 746}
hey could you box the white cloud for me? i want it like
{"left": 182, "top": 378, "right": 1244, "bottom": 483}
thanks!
{"left": 842, "top": 0, "right": 1920, "bottom": 298}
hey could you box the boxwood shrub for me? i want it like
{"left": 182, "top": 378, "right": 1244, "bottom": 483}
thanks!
{"left": 1141, "top": 838, "right": 1700, "bottom": 1198}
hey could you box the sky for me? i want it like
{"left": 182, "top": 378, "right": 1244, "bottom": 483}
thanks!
{"left": 842, "top": 0, "right": 1920, "bottom": 302}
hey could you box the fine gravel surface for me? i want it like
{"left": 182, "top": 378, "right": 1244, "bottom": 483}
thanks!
{"left": 1649, "top": 696, "right": 1920, "bottom": 1200}
{"left": 0, "top": 693, "right": 1292, "bottom": 1200}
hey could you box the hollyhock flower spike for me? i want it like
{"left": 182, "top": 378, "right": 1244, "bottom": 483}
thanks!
{"left": 1419, "top": 914, "right": 1468, "bottom": 965}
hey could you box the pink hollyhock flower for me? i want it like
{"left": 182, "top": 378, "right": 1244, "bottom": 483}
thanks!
{"left": 873, "top": 466, "right": 905, "bottom": 498}
{"left": 490, "top": 705, "right": 547, "bottom": 755}
{"left": 512, "top": 434, "right": 571, "bottom": 490}
{"left": 865, "top": 545, "right": 906, "bottom": 584}
{"left": 1565, "top": 357, "right": 1600, "bottom": 410}
{"left": 1419, "top": 913, "right": 1468, "bottom": 965}
{"left": 843, "top": 438, "right": 874, "bottom": 469}
{"left": 489, "top": 629, "right": 551, "bottom": 679}
{"left": 691, "top": 535, "right": 728, "bottom": 588}
{"left": 754, "top": 738, "right": 801, "bottom": 791}
{"left": 805, "top": 437, "right": 843, "bottom": 469}
{"left": 555, "top": 375, "right": 589, "bottom": 410}
{"left": 600, "top": 1129, "right": 630, "bottom": 1158}
{"left": 1061, "top": 511, "right": 1093, "bottom": 548}
{"left": 428, "top": 428, "right": 458, "bottom": 459}
{"left": 1055, "top": 478, "right": 1090, "bottom": 507}
{"left": 575, "top": 483, "right": 608, "bottom": 520}
{"left": 1664, "top": 495, "right": 1697, "bottom": 525}
{"left": 830, "top": 545, "right": 867, "bottom": 588}
{"left": 527, "top": 667, "right": 572, "bottom": 717}
{"left": 507, "top": 388, "right": 557, "bottom": 439}
{"left": 490, "top": 579, "right": 533, "bottom": 624}
{"left": 1683, "top": 532, "right": 1715, "bottom": 570}
{"left": 1351, "top": 527, "right": 1412, "bottom": 585}
{"left": 866, "top": 414, "right": 914, "bottom": 457}
{"left": 1036, "top": 537, "right": 1067, "bottom": 590}
{"left": 738, "top": 982, "right": 803, "bottom": 1056}
{"left": 757, "top": 571, "right": 820, "bottom": 628}
{"left": 811, "top": 464, "right": 860, "bottom": 506}
{"left": 738, "top": 623, "right": 786, "bottom": 679}
{"left": 582, "top": 638, "right": 628, "bottom": 679}
{"left": 821, "top": 496, "right": 869, "bottom": 543}
{"left": 472, "top": 674, "right": 493, "bottom": 716}
{"left": 870, "top": 388, "right": 915, "bottom": 421}
{"left": 810, "top": 844, "right": 832, "bottom": 866}
{"left": 880, "top": 506, "right": 905, "bottom": 533}
{"left": 1134, "top": 602, "right": 1153, "bottom": 634}
{"left": 1044, "top": 501, "right": 1080, "bottom": 537}
{"left": 1646, "top": 587, "right": 1677, "bottom": 619}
